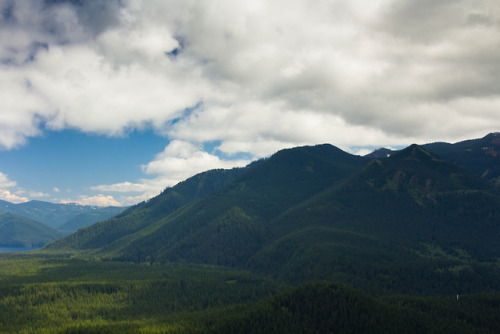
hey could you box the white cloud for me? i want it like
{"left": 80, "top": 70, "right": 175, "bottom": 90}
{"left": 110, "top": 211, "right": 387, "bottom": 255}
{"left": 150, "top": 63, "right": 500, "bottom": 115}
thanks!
{"left": 142, "top": 140, "right": 250, "bottom": 184}
{"left": 0, "top": 171, "right": 49, "bottom": 203}
{"left": 1, "top": 0, "right": 499, "bottom": 153}
{"left": 61, "top": 194, "right": 121, "bottom": 207}
{"left": 28, "top": 191, "right": 49, "bottom": 198}
{"left": 0, "top": 172, "right": 28, "bottom": 203}
{"left": 0, "top": 190, "right": 29, "bottom": 204}
{"left": 2, "top": 0, "right": 500, "bottom": 204}
{"left": 90, "top": 140, "right": 251, "bottom": 205}
{"left": 0, "top": 172, "right": 17, "bottom": 189}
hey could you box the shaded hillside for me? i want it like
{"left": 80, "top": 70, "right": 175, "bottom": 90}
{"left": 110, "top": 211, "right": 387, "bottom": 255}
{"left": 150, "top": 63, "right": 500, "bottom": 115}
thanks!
{"left": 46, "top": 166, "right": 249, "bottom": 251}
{"left": 0, "top": 212, "right": 62, "bottom": 247}
{"left": 366, "top": 133, "right": 500, "bottom": 184}
{"left": 423, "top": 132, "right": 500, "bottom": 184}
{"left": 57, "top": 206, "right": 127, "bottom": 232}
{"left": 207, "top": 282, "right": 500, "bottom": 334}
{"left": 248, "top": 145, "right": 500, "bottom": 292}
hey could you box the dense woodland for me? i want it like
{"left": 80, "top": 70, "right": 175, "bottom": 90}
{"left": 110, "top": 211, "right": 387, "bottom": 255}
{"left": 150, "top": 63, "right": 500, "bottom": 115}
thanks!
{"left": 0, "top": 256, "right": 499, "bottom": 333}
{"left": 2, "top": 133, "right": 500, "bottom": 332}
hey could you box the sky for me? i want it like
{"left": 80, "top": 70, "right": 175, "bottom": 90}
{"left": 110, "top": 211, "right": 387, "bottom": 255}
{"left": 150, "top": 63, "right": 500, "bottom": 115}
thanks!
{"left": 1, "top": 0, "right": 500, "bottom": 206}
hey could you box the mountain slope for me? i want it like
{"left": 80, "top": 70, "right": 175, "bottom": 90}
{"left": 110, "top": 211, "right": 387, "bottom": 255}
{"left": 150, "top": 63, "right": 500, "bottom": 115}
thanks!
{"left": 46, "top": 166, "right": 249, "bottom": 251}
{"left": 46, "top": 144, "right": 367, "bottom": 261}
{"left": 247, "top": 145, "right": 500, "bottom": 291}
{"left": 423, "top": 132, "right": 500, "bottom": 184}
{"left": 104, "top": 144, "right": 368, "bottom": 264}
{"left": 366, "top": 133, "right": 500, "bottom": 184}
{"left": 44, "top": 143, "right": 500, "bottom": 295}
{"left": 0, "top": 212, "right": 62, "bottom": 247}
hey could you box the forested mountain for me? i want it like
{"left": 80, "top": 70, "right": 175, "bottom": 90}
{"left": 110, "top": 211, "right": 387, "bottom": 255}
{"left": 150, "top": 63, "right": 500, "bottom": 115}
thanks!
{"left": 423, "top": 132, "right": 500, "bottom": 184}
{"left": 0, "top": 212, "right": 61, "bottom": 247}
{"left": 366, "top": 132, "right": 500, "bottom": 184}
{"left": 45, "top": 139, "right": 500, "bottom": 295}
{"left": 47, "top": 166, "right": 250, "bottom": 251}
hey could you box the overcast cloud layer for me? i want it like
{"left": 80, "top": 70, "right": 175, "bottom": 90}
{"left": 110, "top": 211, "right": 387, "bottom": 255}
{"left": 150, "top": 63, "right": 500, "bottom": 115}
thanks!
{"left": 1, "top": 0, "right": 500, "bottom": 205}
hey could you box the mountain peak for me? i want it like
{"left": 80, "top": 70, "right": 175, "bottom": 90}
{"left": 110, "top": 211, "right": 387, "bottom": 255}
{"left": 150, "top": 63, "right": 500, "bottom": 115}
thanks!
{"left": 392, "top": 144, "right": 441, "bottom": 162}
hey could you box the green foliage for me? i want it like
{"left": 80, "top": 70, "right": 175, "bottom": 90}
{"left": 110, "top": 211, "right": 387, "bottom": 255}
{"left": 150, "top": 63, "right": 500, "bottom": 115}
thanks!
{"left": 195, "top": 282, "right": 500, "bottom": 334}
{"left": 41, "top": 144, "right": 500, "bottom": 297}
{"left": 0, "top": 256, "right": 283, "bottom": 333}
{"left": 1, "top": 257, "right": 499, "bottom": 333}
{"left": 45, "top": 167, "right": 246, "bottom": 251}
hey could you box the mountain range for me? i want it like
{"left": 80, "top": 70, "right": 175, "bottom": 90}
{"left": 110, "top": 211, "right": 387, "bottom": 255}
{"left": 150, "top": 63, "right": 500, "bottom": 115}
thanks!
{"left": 0, "top": 200, "right": 126, "bottom": 231}
{"left": 45, "top": 133, "right": 500, "bottom": 295}
{"left": 0, "top": 200, "right": 126, "bottom": 248}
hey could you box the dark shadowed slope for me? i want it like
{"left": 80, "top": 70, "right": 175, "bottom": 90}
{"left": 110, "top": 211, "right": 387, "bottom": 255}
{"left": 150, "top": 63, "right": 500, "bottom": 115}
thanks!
{"left": 247, "top": 145, "right": 500, "bottom": 292}
{"left": 423, "top": 132, "right": 500, "bottom": 184}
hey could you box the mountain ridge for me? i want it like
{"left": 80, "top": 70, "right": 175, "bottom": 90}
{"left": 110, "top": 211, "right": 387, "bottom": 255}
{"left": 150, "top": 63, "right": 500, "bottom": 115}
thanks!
{"left": 42, "top": 135, "right": 500, "bottom": 294}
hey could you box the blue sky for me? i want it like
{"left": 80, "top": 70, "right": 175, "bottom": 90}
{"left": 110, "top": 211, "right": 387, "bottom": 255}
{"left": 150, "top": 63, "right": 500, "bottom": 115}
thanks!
{"left": 0, "top": 129, "right": 166, "bottom": 204}
{"left": 1, "top": 0, "right": 499, "bottom": 205}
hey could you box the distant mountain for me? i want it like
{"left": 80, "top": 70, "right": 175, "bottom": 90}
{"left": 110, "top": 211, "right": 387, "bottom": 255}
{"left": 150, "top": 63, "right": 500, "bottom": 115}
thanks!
{"left": 44, "top": 137, "right": 500, "bottom": 295}
{"left": 364, "top": 147, "right": 397, "bottom": 158}
{"left": 0, "top": 200, "right": 126, "bottom": 230}
{"left": 57, "top": 206, "right": 127, "bottom": 232}
{"left": 366, "top": 132, "right": 500, "bottom": 184}
{"left": 0, "top": 212, "right": 62, "bottom": 247}
{"left": 423, "top": 132, "right": 500, "bottom": 184}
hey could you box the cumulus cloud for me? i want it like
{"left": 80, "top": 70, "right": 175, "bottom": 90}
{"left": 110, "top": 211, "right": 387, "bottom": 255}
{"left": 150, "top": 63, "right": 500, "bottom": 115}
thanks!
{"left": 1, "top": 0, "right": 498, "bottom": 152}
{"left": 91, "top": 140, "right": 250, "bottom": 205}
{"left": 61, "top": 194, "right": 121, "bottom": 207}
{"left": 143, "top": 140, "right": 250, "bottom": 181}
{"left": 0, "top": 172, "right": 28, "bottom": 203}
{"left": 2, "top": 0, "right": 500, "bottom": 202}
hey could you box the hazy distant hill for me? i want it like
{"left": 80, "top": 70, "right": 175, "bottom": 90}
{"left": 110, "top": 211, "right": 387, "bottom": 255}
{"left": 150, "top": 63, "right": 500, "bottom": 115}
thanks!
{"left": 57, "top": 206, "right": 127, "bottom": 232}
{"left": 45, "top": 135, "right": 500, "bottom": 294}
{"left": 0, "top": 200, "right": 126, "bottom": 230}
{"left": 0, "top": 212, "right": 61, "bottom": 247}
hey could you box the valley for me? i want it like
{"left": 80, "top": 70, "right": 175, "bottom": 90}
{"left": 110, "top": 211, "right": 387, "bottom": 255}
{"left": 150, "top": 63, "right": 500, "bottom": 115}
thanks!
{"left": 2, "top": 133, "right": 500, "bottom": 332}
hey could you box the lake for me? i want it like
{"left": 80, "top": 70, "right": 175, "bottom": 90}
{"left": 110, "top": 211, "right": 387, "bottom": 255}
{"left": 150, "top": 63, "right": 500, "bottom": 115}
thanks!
{"left": 0, "top": 247, "right": 41, "bottom": 252}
